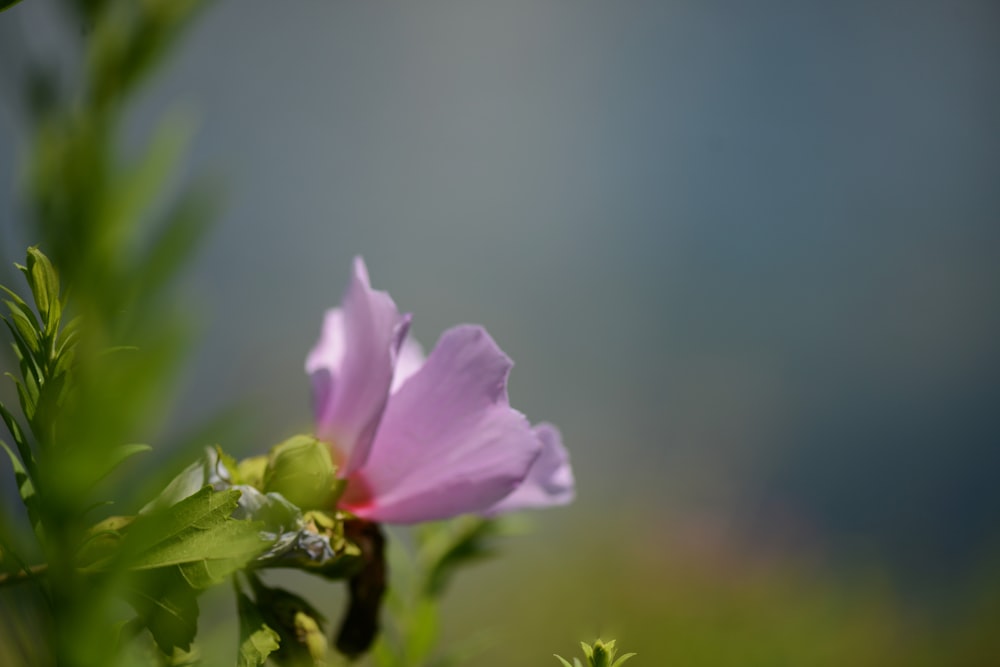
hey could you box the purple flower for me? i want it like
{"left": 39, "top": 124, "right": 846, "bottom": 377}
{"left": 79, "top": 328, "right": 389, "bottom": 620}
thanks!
{"left": 306, "top": 257, "right": 574, "bottom": 524}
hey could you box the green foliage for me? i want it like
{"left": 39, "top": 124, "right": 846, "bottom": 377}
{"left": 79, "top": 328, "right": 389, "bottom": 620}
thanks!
{"left": 555, "top": 640, "right": 635, "bottom": 667}
{"left": 126, "top": 567, "right": 201, "bottom": 653}
{"left": 117, "top": 487, "right": 269, "bottom": 576}
{"left": 236, "top": 588, "right": 281, "bottom": 667}
{"left": 374, "top": 517, "right": 518, "bottom": 667}
{"left": 245, "top": 574, "right": 331, "bottom": 666}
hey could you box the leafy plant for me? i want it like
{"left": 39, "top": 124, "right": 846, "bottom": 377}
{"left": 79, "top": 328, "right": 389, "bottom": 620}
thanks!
{"left": 555, "top": 639, "right": 636, "bottom": 667}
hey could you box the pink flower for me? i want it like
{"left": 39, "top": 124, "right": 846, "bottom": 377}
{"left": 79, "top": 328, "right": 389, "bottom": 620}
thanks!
{"left": 306, "top": 257, "right": 574, "bottom": 524}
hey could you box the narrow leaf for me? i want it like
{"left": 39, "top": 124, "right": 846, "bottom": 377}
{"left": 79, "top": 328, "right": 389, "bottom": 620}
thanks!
{"left": 25, "top": 247, "right": 60, "bottom": 335}
{"left": 0, "top": 401, "right": 34, "bottom": 477}
{"left": 0, "top": 439, "right": 40, "bottom": 537}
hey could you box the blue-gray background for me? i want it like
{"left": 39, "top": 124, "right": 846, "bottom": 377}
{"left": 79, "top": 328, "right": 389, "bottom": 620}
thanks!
{"left": 2, "top": 0, "right": 999, "bottom": 593}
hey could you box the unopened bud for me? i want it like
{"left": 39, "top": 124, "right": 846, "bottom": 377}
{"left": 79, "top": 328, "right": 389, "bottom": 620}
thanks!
{"left": 263, "top": 435, "right": 343, "bottom": 510}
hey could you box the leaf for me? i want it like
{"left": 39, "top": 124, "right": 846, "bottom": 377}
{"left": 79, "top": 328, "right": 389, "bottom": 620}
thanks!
{"left": 25, "top": 247, "right": 61, "bottom": 336}
{"left": 2, "top": 315, "right": 42, "bottom": 387}
{"left": 612, "top": 653, "right": 637, "bottom": 667}
{"left": 0, "top": 439, "right": 40, "bottom": 534}
{"left": 0, "top": 1, "right": 27, "bottom": 15}
{"left": 131, "top": 181, "right": 216, "bottom": 306}
{"left": 0, "top": 401, "right": 34, "bottom": 477}
{"left": 0, "top": 285, "right": 37, "bottom": 329}
{"left": 419, "top": 516, "right": 504, "bottom": 597}
{"left": 554, "top": 656, "right": 576, "bottom": 667}
{"left": 126, "top": 567, "right": 200, "bottom": 653}
{"left": 117, "top": 486, "right": 270, "bottom": 573}
{"left": 236, "top": 591, "right": 280, "bottom": 667}
{"left": 247, "top": 576, "right": 328, "bottom": 666}
{"left": 97, "top": 443, "right": 153, "bottom": 482}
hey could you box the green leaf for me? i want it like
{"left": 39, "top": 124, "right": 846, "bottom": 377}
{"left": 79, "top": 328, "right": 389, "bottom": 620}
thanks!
{"left": 247, "top": 576, "right": 328, "bottom": 666}
{"left": 126, "top": 567, "right": 200, "bottom": 653}
{"left": 553, "top": 656, "right": 577, "bottom": 667}
{"left": 612, "top": 653, "right": 637, "bottom": 667}
{"left": 116, "top": 486, "right": 270, "bottom": 572}
{"left": 131, "top": 179, "right": 216, "bottom": 306}
{"left": 236, "top": 591, "right": 280, "bottom": 667}
{"left": 0, "top": 401, "right": 34, "bottom": 477}
{"left": 0, "top": 285, "right": 37, "bottom": 327}
{"left": 98, "top": 443, "right": 153, "bottom": 480}
{"left": 24, "top": 247, "right": 61, "bottom": 336}
{"left": 2, "top": 315, "right": 42, "bottom": 387}
{"left": 0, "top": 1, "right": 27, "bottom": 15}
{"left": 418, "top": 516, "right": 505, "bottom": 597}
{"left": 0, "top": 439, "right": 40, "bottom": 533}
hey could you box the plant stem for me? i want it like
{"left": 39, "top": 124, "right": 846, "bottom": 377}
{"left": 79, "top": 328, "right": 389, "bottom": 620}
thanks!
{"left": 0, "top": 562, "right": 48, "bottom": 588}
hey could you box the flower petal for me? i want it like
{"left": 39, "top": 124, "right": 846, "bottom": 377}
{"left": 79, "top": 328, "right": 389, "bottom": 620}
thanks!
{"left": 342, "top": 325, "right": 542, "bottom": 524}
{"left": 484, "top": 423, "right": 575, "bottom": 515}
{"left": 306, "top": 257, "right": 409, "bottom": 476}
{"left": 390, "top": 333, "right": 425, "bottom": 395}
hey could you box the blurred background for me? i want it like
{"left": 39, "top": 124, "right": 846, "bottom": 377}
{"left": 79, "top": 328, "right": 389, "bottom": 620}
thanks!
{"left": 2, "top": 0, "right": 999, "bottom": 664}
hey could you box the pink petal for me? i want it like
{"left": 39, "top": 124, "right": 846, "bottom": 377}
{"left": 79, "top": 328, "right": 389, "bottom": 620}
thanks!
{"left": 484, "top": 423, "right": 575, "bottom": 515}
{"left": 390, "top": 334, "right": 425, "bottom": 395}
{"left": 306, "top": 257, "right": 409, "bottom": 476}
{"left": 341, "top": 325, "right": 542, "bottom": 524}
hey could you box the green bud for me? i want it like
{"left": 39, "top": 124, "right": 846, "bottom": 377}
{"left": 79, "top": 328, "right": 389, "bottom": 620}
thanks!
{"left": 263, "top": 435, "right": 344, "bottom": 510}
{"left": 236, "top": 455, "right": 268, "bottom": 489}
{"left": 591, "top": 640, "right": 612, "bottom": 667}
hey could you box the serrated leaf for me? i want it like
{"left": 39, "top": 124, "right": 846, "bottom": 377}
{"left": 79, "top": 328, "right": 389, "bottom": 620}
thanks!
{"left": 118, "top": 486, "right": 270, "bottom": 572}
{"left": 126, "top": 567, "right": 200, "bottom": 653}
{"left": 247, "top": 577, "right": 328, "bottom": 666}
{"left": 236, "top": 591, "right": 281, "bottom": 667}
{"left": 178, "top": 555, "right": 249, "bottom": 589}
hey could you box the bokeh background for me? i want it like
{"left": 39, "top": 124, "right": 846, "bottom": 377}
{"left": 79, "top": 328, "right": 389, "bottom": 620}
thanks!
{"left": 2, "top": 0, "right": 999, "bottom": 664}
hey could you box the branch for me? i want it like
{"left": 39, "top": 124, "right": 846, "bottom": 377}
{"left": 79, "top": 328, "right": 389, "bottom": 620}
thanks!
{"left": 0, "top": 563, "right": 48, "bottom": 588}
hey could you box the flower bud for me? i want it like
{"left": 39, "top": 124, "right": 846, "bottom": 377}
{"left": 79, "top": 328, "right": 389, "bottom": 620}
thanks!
{"left": 263, "top": 435, "right": 343, "bottom": 510}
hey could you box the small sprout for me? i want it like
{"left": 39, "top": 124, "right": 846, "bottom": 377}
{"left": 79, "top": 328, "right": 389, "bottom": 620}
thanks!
{"left": 555, "top": 639, "right": 636, "bottom": 667}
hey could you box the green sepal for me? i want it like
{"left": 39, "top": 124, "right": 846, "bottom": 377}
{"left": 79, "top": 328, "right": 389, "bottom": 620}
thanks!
{"left": 236, "top": 455, "right": 267, "bottom": 490}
